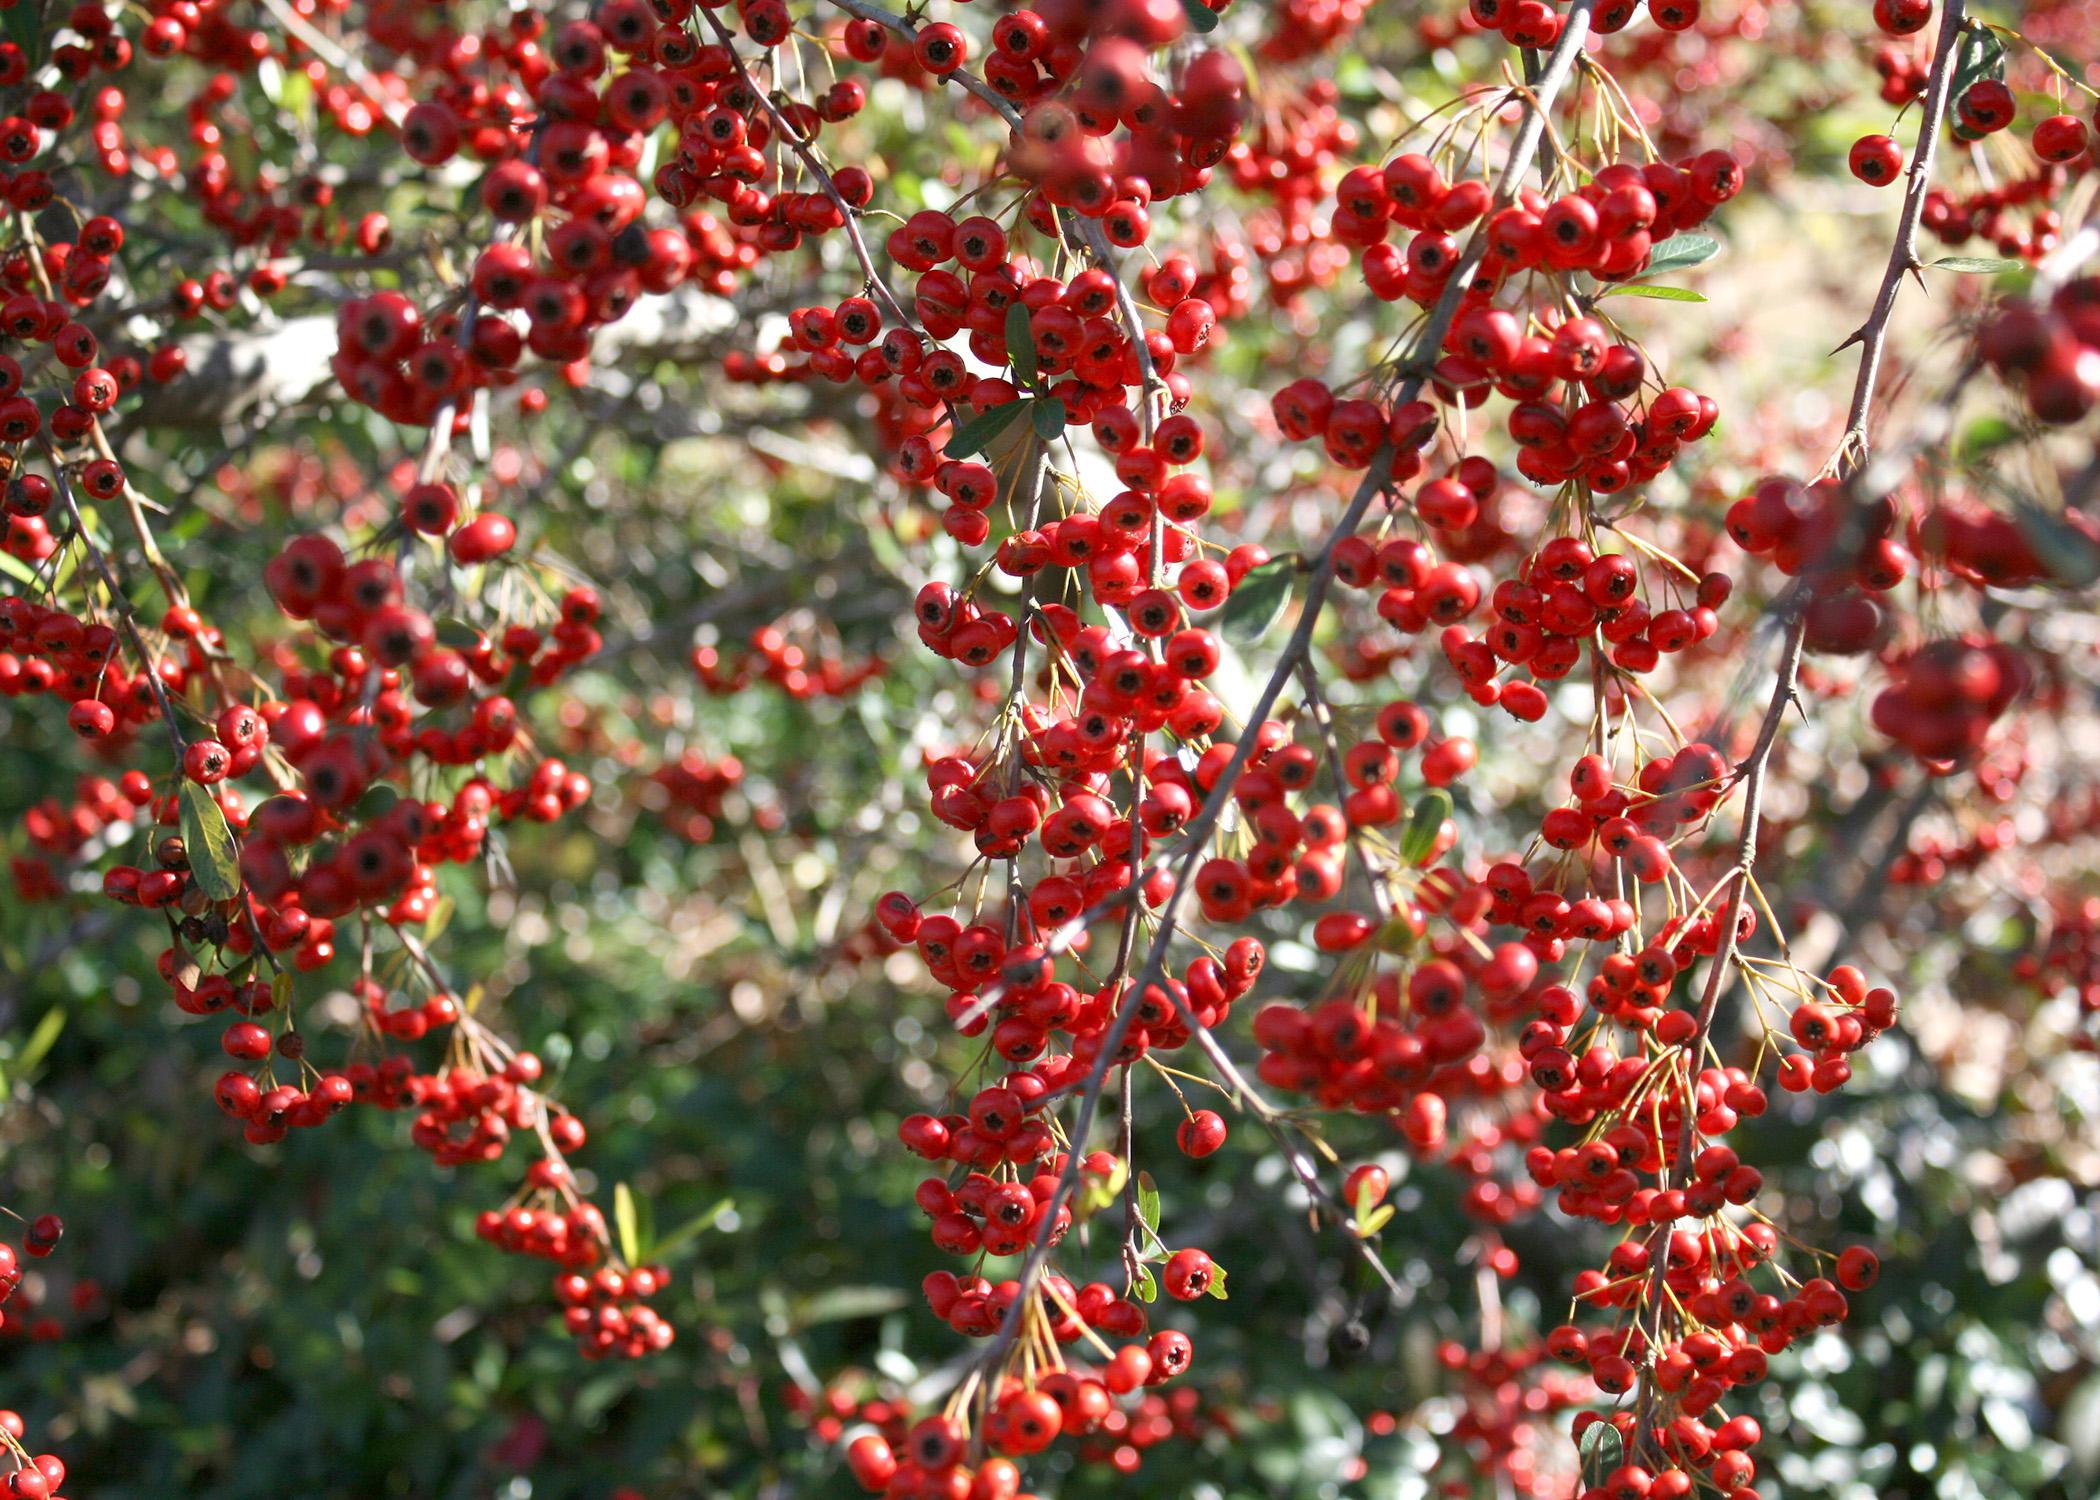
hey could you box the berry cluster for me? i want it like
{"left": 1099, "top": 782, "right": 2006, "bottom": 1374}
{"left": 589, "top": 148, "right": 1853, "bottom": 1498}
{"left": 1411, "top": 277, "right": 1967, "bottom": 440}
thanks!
{"left": 793, "top": 1370, "right": 1228, "bottom": 1485}
{"left": 0, "top": 0, "right": 662, "bottom": 1364}
{"left": 1432, "top": 1332, "right": 1594, "bottom": 1497}
{"left": 5, "top": 0, "right": 2096, "bottom": 1491}
{"left": 2014, "top": 892, "right": 2100, "bottom": 1048}
{"left": 0, "top": 1218, "right": 71, "bottom": 1499}
{"left": 1870, "top": 635, "right": 2031, "bottom": 767}
{"left": 691, "top": 623, "right": 883, "bottom": 699}
{"left": 645, "top": 748, "right": 746, "bottom": 843}
{"left": 1338, "top": 152, "right": 1741, "bottom": 307}
{"left": 1978, "top": 274, "right": 2100, "bottom": 424}
{"left": 766, "top": 0, "right": 1926, "bottom": 1490}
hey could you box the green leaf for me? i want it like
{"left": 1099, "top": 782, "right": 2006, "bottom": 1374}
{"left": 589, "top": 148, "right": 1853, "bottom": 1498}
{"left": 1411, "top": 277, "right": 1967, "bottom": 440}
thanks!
{"left": 613, "top": 1181, "right": 642, "bottom": 1266}
{"left": 178, "top": 782, "right": 241, "bottom": 902}
{"left": 1031, "top": 396, "right": 1067, "bottom": 442}
{"left": 1599, "top": 283, "right": 1708, "bottom": 302}
{"left": 1579, "top": 1420, "right": 1625, "bottom": 1486}
{"left": 1005, "top": 302, "right": 1037, "bottom": 387}
{"left": 13, "top": 1006, "right": 66, "bottom": 1081}
{"left": 1181, "top": 0, "right": 1219, "bottom": 33}
{"left": 0, "top": 549, "right": 40, "bottom": 586}
{"left": 1221, "top": 558, "right": 1294, "bottom": 643}
{"left": 1639, "top": 232, "right": 1720, "bottom": 278}
{"left": 1398, "top": 789, "right": 1453, "bottom": 866}
{"left": 1136, "top": 1170, "right": 1161, "bottom": 1231}
{"left": 271, "top": 972, "right": 293, "bottom": 1011}
{"left": 1357, "top": 1203, "right": 1395, "bottom": 1236}
{"left": 1075, "top": 1157, "right": 1128, "bottom": 1221}
{"left": 1287, "top": 1389, "right": 1357, "bottom": 1448}
{"left": 794, "top": 1285, "right": 910, "bottom": 1325}
{"left": 942, "top": 401, "right": 1028, "bottom": 460}
{"left": 1955, "top": 415, "right": 2020, "bottom": 460}
{"left": 1134, "top": 1263, "right": 1158, "bottom": 1303}
{"left": 354, "top": 783, "right": 400, "bottom": 821}
{"left": 2014, "top": 503, "right": 2100, "bottom": 588}
{"left": 1950, "top": 27, "right": 2006, "bottom": 103}
{"left": 435, "top": 617, "right": 483, "bottom": 650}
{"left": 1205, "top": 1262, "right": 1228, "bottom": 1300}
{"left": 1931, "top": 255, "right": 2023, "bottom": 275}
{"left": 652, "top": 1196, "right": 734, "bottom": 1263}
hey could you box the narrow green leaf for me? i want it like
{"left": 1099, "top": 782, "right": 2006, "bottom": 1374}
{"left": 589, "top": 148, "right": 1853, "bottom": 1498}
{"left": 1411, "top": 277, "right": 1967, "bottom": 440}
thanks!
{"left": 434, "top": 617, "right": 483, "bottom": 650}
{"left": 1358, "top": 1203, "right": 1395, "bottom": 1236}
{"left": 1135, "top": 1263, "right": 1158, "bottom": 1303}
{"left": 1221, "top": 558, "right": 1294, "bottom": 643}
{"left": 271, "top": 972, "right": 293, "bottom": 1011}
{"left": 1640, "top": 232, "right": 1720, "bottom": 277}
{"left": 1181, "top": 0, "right": 1219, "bottom": 33}
{"left": 635, "top": 1182, "right": 656, "bottom": 1258}
{"left": 942, "top": 401, "right": 1028, "bottom": 460}
{"left": 1599, "top": 283, "right": 1708, "bottom": 302}
{"left": 14, "top": 1006, "right": 66, "bottom": 1080}
{"left": 178, "top": 782, "right": 241, "bottom": 901}
{"left": 613, "top": 1182, "right": 642, "bottom": 1266}
{"left": 1205, "top": 1262, "right": 1228, "bottom": 1300}
{"left": 1931, "top": 255, "right": 2023, "bottom": 275}
{"left": 1398, "top": 789, "right": 1453, "bottom": 866}
{"left": 1005, "top": 302, "right": 1037, "bottom": 387}
{"left": 1031, "top": 396, "right": 1067, "bottom": 442}
{"left": 652, "top": 1196, "right": 735, "bottom": 1262}
{"left": 1137, "top": 1170, "right": 1161, "bottom": 1231}
{"left": 794, "top": 1286, "right": 910, "bottom": 1325}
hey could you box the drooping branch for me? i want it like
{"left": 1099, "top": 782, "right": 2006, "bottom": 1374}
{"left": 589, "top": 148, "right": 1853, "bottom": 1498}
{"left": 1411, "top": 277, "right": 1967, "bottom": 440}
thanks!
{"left": 1104, "top": 0, "right": 1601, "bottom": 1126}
{"left": 955, "top": 0, "right": 1602, "bottom": 1387}
{"left": 1830, "top": 0, "right": 1971, "bottom": 472}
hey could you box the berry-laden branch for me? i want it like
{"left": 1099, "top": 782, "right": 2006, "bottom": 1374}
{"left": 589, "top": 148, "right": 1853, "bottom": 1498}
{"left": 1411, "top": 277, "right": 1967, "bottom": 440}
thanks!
{"left": 0, "top": 8, "right": 675, "bottom": 1389}
{"left": 857, "top": 0, "right": 1738, "bottom": 1482}
{"left": 814, "top": 0, "right": 1170, "bottom": 424}
{"left": 1191, "top": 0, "right": 1602, "bottom": 1218}
{"left": 694, "top": 4, "right": 924, "bottom": 337}
{"left": 1166, "top": 995, "right": 1406, "bottom": 1304}
{"left": 1625, "top": 605, "right": 1806, "bottom": 1443}
{"left": 1116, "top": 0, "right": 1603, "bottom": 1044}
{"left": 1830, "top": 0, "right": 1971, "bottom": 472}
{"left": 6, "top": 0, "right": 2098, "bottom": 1494}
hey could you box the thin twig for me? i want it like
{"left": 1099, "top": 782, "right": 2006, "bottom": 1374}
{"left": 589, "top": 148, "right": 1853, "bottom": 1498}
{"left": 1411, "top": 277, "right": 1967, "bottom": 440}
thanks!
{"left": 1828, "top": 0, "right": 1971, "bottom": 474}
